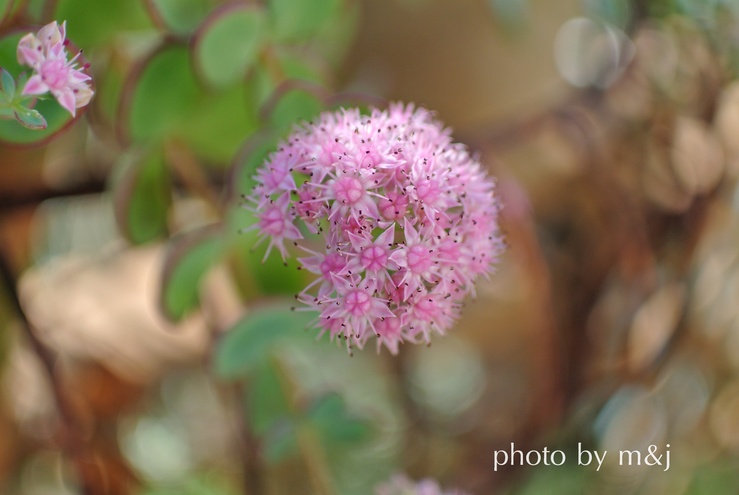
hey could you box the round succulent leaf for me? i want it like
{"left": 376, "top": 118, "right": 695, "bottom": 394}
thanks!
{"left": 178, "top": 83, "right": 260, "bottom": 163}
{"left": 306, "top": 392, "right": 372, "bottom": 445}
{"left": 13, "top": 107, "right": 47, "bottom": 130}
{"left": 214, "top": 303, "right": 313, "bottom": 379}
{"left": 0, "top": 32, "right": 77, "bottom": 145}
{"left": 54, "top": 0, "right": 152, "bottom": 46}
{"left": 145, "top": 0, "right": 217, "bottom": 35}
{"left": 246, "top": 360, "right": 293, "bottom": 434}
{"left": 113, "top": 147, "right": 171, "bottom": 244}
{"left": 193, "top": 4, "right": 266, "bottom": 89}
{"left": 261, "top": 81, "right": 325, "bottom": 131}
{"left": 267, "top": 0, "right": 341, "bottom": 41}
{"left": 120, "top": 43, "right": 201, "bottom": 143}
{"left": 160, "top": 224, "right": 224, "bottom": 321}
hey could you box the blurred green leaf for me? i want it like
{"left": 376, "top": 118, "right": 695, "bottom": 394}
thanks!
{"left": 247, "top": 360, "right": 293, "bottom": 434}
{"left": 193, "top": 5, "right": 265, "bottom": 89}
{"left": 307, "top": 393, "right": 372, "bottom": 445}
{"left": 13, "top": 107, "right": 47, "bottom": 130}
{"left": 146, "top": 0, "right": 217, "bottom": 35}
{"left": 124, "top": 44, "right": 201, "bottom": 142}
{"left": 583, "top": 0, "right": 631, "bottom": 28}
{"left": 214, "top": 304, "right": 312, "bottom": 379}
{"left": 140, "top": 472, "right": 238, "bottom": 495}
{"left": 267, "top": 0, "right": 341, "bottom": 41}
{"left": 54, "top": 0, "right": 151, "bottom": 46}
{"left": 685, "top": 461, "right": 739, "bottom": 495}
{"left": 160, "top": 224, "right": 223, "bottom": 321}
{"left": 488, "top": 0, "right": 529, "bottom": 29}
{"left": 512, "top": 464, "right": 589, "bottom": 495}
{"left": 113, "top": 148, "right": 171, "bottom": 244}
{"left": 0, "top": 67, "right": 14, "bottom": 97}
{"left": 179, "top": 84, "right": 260, "bottom": 163}
{"left": 266, "top": 85, "right": 324, "bottom": 131}
{"left": 0, "top": 0, "right": 19, "bottom": 26}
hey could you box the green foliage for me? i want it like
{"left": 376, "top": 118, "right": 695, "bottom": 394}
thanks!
{"left": 0, "top": 0, "right": 19, "bottom": 26}
{"left": 113, "top": 148, "right": 171, "bottom": 244}
{"left": 267, "top": 86, "right": 324, "bottom": 131}
{"left": 685, "top": 461, "right": 739, "bottom": 495}
{"left": 307, "top": 392, "right": 373, "bottom": 445}
{"left": 54, "top": 0, "right": 152, "bottom": 46}
{"left": 13, "top": 106, "right": 46, "bottom": 130}
{"left": 179, "top": 84, "right": 260, "bottom": 163}
{"left": 160, "top": 225, "right": 224, "bottom": 321}
{"left": 511, "top": 464, "right": 590, "bottom": 495}
{"left": 582, "top": 0, "right": 631, "bottom": 28}
{"left": 194, "top": 5, "right": 266, "bottom": 89}
{"left": 214, "top": 304, "right": 313, "bottom": 379}
{"left": 140, "top": 473, "right": 238, "bottom": 495}
{"left": 267, "top": 0, "right": 341, "bottom": 42}
{"left": 147, "top": 0, "right": 217, "bottom": 35}
{"left": 488, "top": 0, "right": 529, "bottom": 29}
{"left": 0, "top": 67, "right": 14, "bottom": 96}
{"left": 125, "top": 45, "right": 201, "bottom": 143}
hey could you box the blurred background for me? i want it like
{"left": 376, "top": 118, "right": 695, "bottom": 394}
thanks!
{"left": 1, "top": 0, "right": 739, "bottom": 493}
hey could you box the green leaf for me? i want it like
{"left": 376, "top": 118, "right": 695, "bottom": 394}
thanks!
{"left": 214, "top": 304, "right": 313, "bottom": 379}
{"left": 0, "top": 0, "right": 19, "bottom": 26}
{"left": 0, "top": 67, "right": 14, "bottom": 97}
{"left": 266, "top": 84, "right": 324, "bottom": 131}
{"left": 267, "top": 0, "right": 341, "bottom": 41}
{"left": 122, "top": 44, "right": 202, "bottom": 143}
{"left": 179, "top": 84, "right": 260, "bottom": 163}
{"left": 13, "top": 106, "right": 47, "bottom": 130}
{"left": 146, "top": 0, "right": 217, "bottom": 35}
{"left": 307, "top": 393, "right": 372, "bottom": 445}
{"left": 160, "top": 225, "right": 223, "bottom": 321}
{"left": 113, "top": 148, "right": 171, "bottom": 244}
{"left": 54, "top": 0, "right": 151, "bottom": 46}
{"left": 247, "top": 360, "right": 293, "bottom": 434}
{"left": 582, "top": 0, "right": 631, "bottom": 28}
{"left": 193, "top": 5, "right": 266, "bottom": 89}
{"left": 488, "top": 0, "right": 529, "bottom": 29}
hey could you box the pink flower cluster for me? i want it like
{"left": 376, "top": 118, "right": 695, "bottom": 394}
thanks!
{"left": 246, "top": 104, "right": 503, "bottom": 354}
{"left": 17, "top": 21, "right": 93, "bottom": 116}
{"left": 375, "top": 474, "right": 470, "bottom": 495}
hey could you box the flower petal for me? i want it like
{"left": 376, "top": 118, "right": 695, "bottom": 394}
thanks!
{"left": 16, "top": 34, "right": 44, "bottom": 67}
{"left": 53, "top": 87, "right": 77, "bottom": 116}
{"left": 22, "top": 75, "right": 49, "bottom": 95}
{"left": 37, "top": 21, "right": 63, "bottom": 47}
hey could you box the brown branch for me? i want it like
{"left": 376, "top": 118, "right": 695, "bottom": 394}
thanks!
{"left": 0, "top": 248, "right": 95, "bottom": 494}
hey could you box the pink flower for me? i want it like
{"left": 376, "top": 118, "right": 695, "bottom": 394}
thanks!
{"left": 16, "top": 21, "right": 93, "bottom": 116}
{"left": 375, "top": 474, "right": 470, "bottom": 495}
{"left": 245, "top": 104, "right": 504, "bottom": 354}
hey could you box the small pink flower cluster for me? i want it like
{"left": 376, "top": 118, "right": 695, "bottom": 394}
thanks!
{"left": 246, "top": 104, "right": 503, "bottom": 354}
{"left": 17, "top": 21, "right": 93, "bottom": 116}
{"left": 375, "top": 474, "right": 470, "bottom": 495}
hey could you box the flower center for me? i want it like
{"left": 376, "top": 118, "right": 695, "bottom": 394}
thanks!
{"left": 344, "top": 289, "right": 372, "bottom": 316}
{"left": 319, "top": 253, "right": 345, "bottom": 277}
{"left": 259, "top": 206, "right": 288, "bottom": 236}
{"left": 360, "top": 245, "right": 388, "bottom": 272}
{"left": 40, "top": 58, "right": 69, "bottom": 90}
{"left": 332, "top": 176, "right": 364, "bottom": 205}
{"left": 407, "top": 244, "right": 433, "bottom": 274}
{"left": 378, "top": 191, "right": 409, "bottom": 220}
